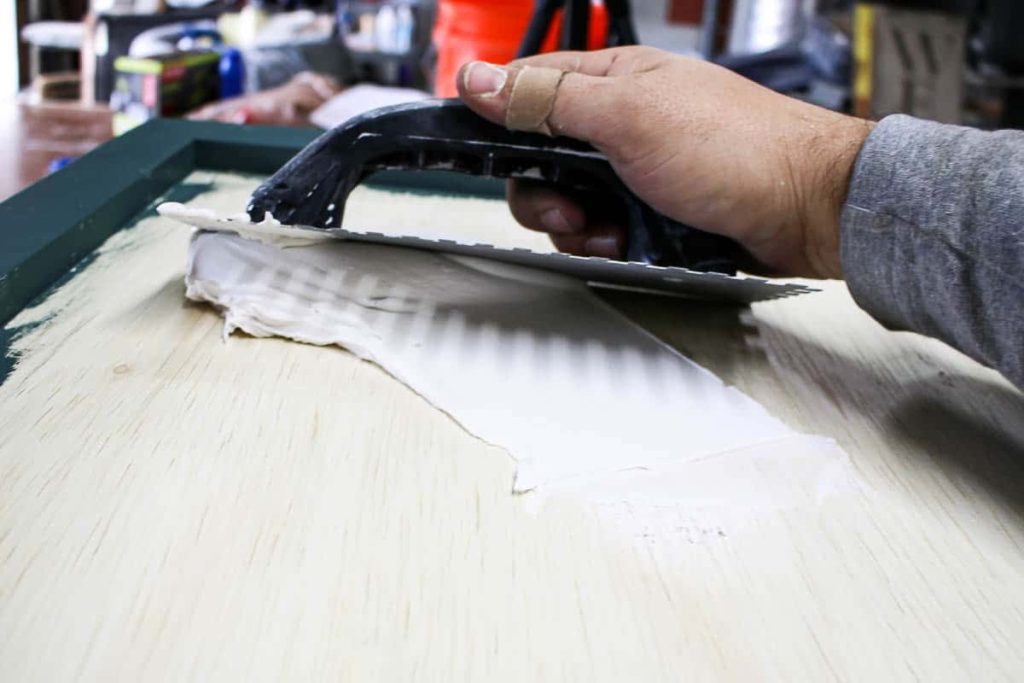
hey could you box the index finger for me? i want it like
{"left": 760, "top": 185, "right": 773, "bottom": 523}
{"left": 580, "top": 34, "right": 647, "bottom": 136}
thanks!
{"left": 509, "top": 46, "right": 669, "bottom": 78}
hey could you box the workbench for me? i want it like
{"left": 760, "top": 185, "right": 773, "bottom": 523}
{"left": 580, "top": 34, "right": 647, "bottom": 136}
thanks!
{"left": 0, "top": 122, "right": 1022, "bottom": 681}
{"left": 0, "top": 98, "right": 113, "bottom": 202}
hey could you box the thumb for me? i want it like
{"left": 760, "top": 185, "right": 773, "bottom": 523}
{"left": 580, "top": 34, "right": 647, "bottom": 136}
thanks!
{"left": 456, "top": 61, "right": 618, "bottom": 147}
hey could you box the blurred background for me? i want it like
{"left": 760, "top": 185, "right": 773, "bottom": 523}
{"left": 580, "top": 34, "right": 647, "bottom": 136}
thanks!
{"left": 3, "top": 0, "right": 1022, "bottom": 201}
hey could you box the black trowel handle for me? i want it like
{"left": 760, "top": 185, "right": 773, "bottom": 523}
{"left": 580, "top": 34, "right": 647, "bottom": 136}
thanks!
{"left": 247, "top": 99, "right": 741, "bottom": 273}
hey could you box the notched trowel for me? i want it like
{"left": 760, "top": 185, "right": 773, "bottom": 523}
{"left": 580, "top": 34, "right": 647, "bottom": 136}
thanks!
{"left": 217, "top": 99, "right": 815, "bottom": 302}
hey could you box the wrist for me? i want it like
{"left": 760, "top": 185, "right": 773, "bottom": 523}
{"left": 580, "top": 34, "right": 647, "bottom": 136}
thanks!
{"left": 802, "top": 115, "right": 875, "bottom": 279}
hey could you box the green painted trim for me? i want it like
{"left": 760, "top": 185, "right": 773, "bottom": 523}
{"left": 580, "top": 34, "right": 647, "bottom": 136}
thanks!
{"left": 1, "top": 120, "right": 191, "bottom": 326}
{"left": 0, "top": 119, "right": 320, "bottom": 328}
{"left": 0, "top": 118, "right": 504, "bottom": 331}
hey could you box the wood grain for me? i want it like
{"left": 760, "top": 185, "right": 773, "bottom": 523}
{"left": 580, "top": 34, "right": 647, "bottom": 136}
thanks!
{"left": 1, "top": 172, "right": 1022, "bottom": 682}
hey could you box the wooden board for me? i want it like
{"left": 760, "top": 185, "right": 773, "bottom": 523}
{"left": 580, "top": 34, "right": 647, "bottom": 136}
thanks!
{"left": 1, "top": 172, "right": 1023, "bottom": 681}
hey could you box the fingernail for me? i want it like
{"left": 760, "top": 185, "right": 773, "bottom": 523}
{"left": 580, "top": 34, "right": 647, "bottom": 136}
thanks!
{"left": 585, "top": 235, "right": 623, "bottom": 258}
{"left": 463, "top": 62, "right": 508, "bottom": 97}
{"left": 540, "top": 208, "right": 573, "bottom": 233}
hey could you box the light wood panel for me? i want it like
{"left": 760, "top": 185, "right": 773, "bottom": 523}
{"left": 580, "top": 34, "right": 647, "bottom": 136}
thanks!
{"left": 1, "top": 172, "right": 1022, "bottom": 681}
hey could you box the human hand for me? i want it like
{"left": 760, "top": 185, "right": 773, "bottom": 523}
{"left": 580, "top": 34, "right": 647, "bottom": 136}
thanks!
{"left": 188, "top": 72, "right": 341, "bottom": 127}
{"left": 456, "top": 47, "right": 873, "bottom": 278}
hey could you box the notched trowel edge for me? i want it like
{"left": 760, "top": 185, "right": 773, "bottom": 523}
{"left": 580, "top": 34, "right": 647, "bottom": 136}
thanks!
{"left": 159, "top": 203, "right": 816, "bottom": 304}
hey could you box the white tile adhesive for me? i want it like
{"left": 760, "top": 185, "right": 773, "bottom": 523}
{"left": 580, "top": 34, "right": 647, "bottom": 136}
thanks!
{"left": 165, "top": 200, "right": 850, "bottom": 510}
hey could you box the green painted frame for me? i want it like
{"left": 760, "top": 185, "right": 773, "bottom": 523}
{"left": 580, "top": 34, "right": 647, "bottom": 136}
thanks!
{"left": 0, "top": 118, "right": 504, "bottom": 329}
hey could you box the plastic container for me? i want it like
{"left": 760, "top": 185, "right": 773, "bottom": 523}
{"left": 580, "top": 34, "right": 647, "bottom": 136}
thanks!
{"left": 218, "top": 47, "right": 245, "bottom": 99}
{"left": 396, "top": 4, "right": 415, "bottom": 54}
{"left": 432, "top": 0, "right": 608, "bottom": 97}
{"left": 376, "top": 5, "right": 398, "bottom": 54}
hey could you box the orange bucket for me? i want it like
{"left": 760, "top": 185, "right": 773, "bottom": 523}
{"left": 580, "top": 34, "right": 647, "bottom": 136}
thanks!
{"left": 433, "top": 0, "right": 609, "bottom": 97}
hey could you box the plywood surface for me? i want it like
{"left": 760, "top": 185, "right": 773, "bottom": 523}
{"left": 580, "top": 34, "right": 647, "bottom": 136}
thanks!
{"left": 1, "top": 173, "right": 1023, "bottom": 681}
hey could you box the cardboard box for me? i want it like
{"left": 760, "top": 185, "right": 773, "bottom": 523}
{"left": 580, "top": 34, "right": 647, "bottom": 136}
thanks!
{"left": 111, "top": 52, "right": 220, "bottom": 135}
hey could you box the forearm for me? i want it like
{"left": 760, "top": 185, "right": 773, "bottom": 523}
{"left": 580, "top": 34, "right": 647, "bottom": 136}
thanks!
{"left": 841, "top": 115, "right": 1024, "bottom": 387}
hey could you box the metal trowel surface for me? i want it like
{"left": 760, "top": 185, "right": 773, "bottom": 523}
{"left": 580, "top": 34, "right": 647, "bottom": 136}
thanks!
{"left": 175, "top": 99, "right": 816, "bottom": 303}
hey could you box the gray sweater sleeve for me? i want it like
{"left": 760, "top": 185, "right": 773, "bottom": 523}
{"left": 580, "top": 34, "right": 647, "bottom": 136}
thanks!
{"left": 840, "top": 114, "right": 1024, "bottom": 387}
